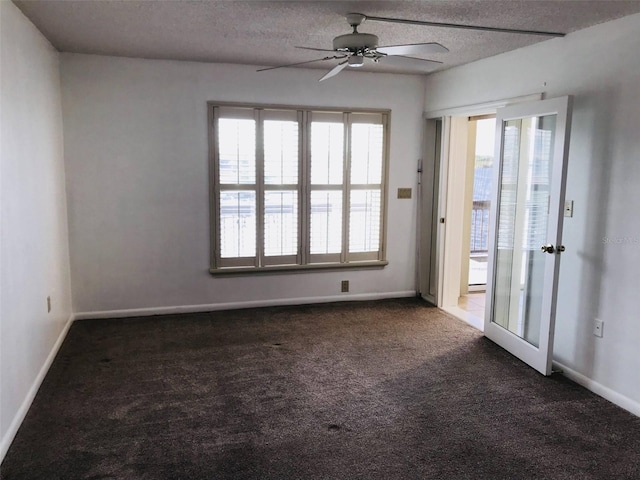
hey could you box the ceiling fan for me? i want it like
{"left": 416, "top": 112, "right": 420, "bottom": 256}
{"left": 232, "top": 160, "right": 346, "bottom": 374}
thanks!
{"left": 257, "top": 12, "right": 565, "bottom": 82}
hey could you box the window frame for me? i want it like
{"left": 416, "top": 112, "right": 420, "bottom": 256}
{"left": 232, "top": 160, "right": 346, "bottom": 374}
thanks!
{"left": 208, "top": 102, "right": 390, "bottom": 275}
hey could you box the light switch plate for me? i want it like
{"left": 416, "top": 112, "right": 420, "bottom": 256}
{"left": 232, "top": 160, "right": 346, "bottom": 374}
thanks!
{"left": 594, "top": 318, "right": 604, "bottom": 338}
{"left": 564, "top": 200, "right": 574, "bottom": 217}
{"left": 397, "top": 188, "right": 412, "bottom": 199}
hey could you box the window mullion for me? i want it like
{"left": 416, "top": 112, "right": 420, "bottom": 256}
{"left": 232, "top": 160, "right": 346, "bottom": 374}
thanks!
{"left": 300, "top": 110, "right": 309, "bottom": 266}
{"left": 341, "top": 112, "right": 351, "bottom": 263}
{"left": 210, "top": 105, "right": 221, "bottom": 269}
{"left": 379, "top": 113, "right": 390, "bottom": 261}
{"left": 219, "top": 184, "right": 258, "bottom": 191}
{"left": 263, "top": 184, "right": 299, "bottom": 190}
{"left": 256, "top": 109, "right": 265, "bottom": 268}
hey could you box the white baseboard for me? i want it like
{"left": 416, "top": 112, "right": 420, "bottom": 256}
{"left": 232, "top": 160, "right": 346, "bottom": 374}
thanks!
{"left": 73, "top": 291, "right": 418, "bottom": 320}
{"left": 0, "top": 313, "right": 74, "bottom": 463}
{"left": 553, "top": 361, "right": 640, "bottom": 418}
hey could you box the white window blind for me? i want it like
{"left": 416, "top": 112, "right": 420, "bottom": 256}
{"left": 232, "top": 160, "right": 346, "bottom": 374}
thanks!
{"left": 349, "top": 189, "right": 382, "bottom": 253}
{"left": 350, "top": 123, "right": 383, "bottom": 184}
{"left": 310, "top": 191, "right": 342, "bottom": 255}
{"left": 220, "top": 191, "right": 256, "bottom": 258}
{"left": 209, "top": 104, "right": 388, "bottom": 272}
{"left": 311, "top": 122, "right": 344, "bottom": 185}
{"left": 497, "top": 119, "right": 554, "bottom": 252}
{"left": 264, "top": 190, "right": 298, "bottom": 257}
{"left": 348, "top": 117, "right": 384, "bottom": 260}
{"left": 218, "top": 119, "right": 256, "bottom": 185}
{"left": 264, "top": 120, "right": 298, "bottom": 185}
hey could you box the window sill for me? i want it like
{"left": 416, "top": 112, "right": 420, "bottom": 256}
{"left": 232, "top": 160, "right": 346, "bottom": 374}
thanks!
{"left": 209, "top": 260, "right": 388, "bottom": 276}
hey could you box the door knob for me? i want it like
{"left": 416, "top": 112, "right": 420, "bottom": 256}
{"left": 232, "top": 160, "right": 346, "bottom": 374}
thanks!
{"left": 541, "top": 244, "right": 555, "bottom": 254}
{"left": 541, "top": 244, "right": 565, "bottom": 254}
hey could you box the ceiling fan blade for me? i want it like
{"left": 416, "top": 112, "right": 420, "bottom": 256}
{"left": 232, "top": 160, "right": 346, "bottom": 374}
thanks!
{"left": 319, "top": 60, "right": 349, "bottom": 82}
{"left": 296, "top": 46, "right": 338, "bottom": 53}
{"left": 379, "top": 55, "right": 443, "bottom": 71}
{"left": 360, "top": 13, "right": 566, "bottom": 37}
{"left": 257, "top": 55, "right": 346, "bottom": 72}
{"left": 377, "top": 42, "right": 449, "bottom": 56}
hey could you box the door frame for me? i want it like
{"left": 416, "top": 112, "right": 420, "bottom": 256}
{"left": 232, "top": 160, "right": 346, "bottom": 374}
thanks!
{"left": 418, "top": 93, "right": 542, "bottom": 324}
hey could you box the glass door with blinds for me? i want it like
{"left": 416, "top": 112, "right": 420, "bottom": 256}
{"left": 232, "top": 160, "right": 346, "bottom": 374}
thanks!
{"left": 484, "top": 96, "right": 573, "bottom": 376}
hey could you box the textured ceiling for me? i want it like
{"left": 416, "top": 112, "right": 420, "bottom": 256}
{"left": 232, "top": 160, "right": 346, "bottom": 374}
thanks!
{"left": 14, "top": 0, "right": 640, "bottom": 76}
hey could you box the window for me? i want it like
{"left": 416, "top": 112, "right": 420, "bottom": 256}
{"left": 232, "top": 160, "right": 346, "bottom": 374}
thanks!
{"left": 209, "top": 103, "right": 389, "bottom": 273}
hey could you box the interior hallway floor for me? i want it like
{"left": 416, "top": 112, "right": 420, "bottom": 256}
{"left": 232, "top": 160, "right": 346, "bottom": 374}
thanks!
{"left": 458, "top": 292, "right": 486, "bottom": 319}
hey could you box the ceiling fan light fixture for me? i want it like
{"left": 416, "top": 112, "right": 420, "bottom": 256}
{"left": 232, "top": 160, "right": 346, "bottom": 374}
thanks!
{"left": 348, "top": 55, "right": 365, "bottom": 67}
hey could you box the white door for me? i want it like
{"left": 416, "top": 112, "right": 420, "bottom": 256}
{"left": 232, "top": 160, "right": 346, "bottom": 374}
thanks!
{"left": 484, "top": 96, "right": 573, "bottom": 375}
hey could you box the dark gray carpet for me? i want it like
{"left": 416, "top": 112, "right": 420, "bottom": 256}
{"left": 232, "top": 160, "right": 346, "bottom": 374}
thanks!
{"left": 2, "top": 298, "right": 640, "bottom": 479}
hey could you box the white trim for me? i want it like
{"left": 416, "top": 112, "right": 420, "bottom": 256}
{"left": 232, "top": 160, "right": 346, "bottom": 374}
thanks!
{"left": 436, "top": 117, "right": 451, "bottom": 308}
{"left": 553, "top": 361, "right": 640, "bottom": 418}
{"left": 424, "top": 93, "right": 543, "bottom": 119}
{"left": 440, "top": 116, "right": 470, "bottom": 307}
{"left": 0, "top": 314, "right": 75, "bottom": 463}
{"left": 73, "top": 291, "right": 417, "bottom": 320}
{"left": 468, "top": 285, "right": 486, "bottom": 292}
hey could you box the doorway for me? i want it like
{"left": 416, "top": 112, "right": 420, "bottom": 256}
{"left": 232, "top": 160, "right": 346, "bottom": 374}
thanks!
{"left": 419, "top": 94, "right": 572, "bottom": 375}
{"left": 457, "top": 115, "right": 495, "bottom": 322}
{"left": 418, "top": 93, "right": 542, "bottom": 331}
{"left": 417, "top": 112, "right": 493, "bottom": 328}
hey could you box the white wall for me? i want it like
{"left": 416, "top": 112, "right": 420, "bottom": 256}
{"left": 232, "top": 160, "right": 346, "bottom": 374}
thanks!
{"left": 424, "top": 14, "right": 640, "bottom": 411}
{"left": 0, "top": 1, "right": 73, "bottom": 460}
{"left": 60, "top": 54, "right": 425, "bottom": 315}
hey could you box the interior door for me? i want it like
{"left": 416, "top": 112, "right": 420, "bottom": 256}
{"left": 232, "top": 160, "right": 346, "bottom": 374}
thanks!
{"left": 418, "top": 117, "right": 443, "bottom": 305}
{"left": 484, "top": 96, "right": 573, "bottom": 375}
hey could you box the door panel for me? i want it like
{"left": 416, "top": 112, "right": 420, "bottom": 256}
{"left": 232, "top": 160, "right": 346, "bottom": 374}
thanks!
{"left": 419, "top": 118, "right": 443, "bottom": 304}
{"left": 484, "top": 96, "right": 572, "bottom": 375}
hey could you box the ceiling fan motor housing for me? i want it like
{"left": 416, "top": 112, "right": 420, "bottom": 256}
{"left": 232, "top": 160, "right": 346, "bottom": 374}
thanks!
{"left": 333, "top": 32, "right": 379, "bottom": 52}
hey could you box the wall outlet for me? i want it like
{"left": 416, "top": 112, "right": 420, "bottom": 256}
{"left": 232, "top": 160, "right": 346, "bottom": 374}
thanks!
{"left": 594, "top": 318, "right": 604, "bottom": 338}
{"left": 341, "top": 280, "right": 349, "bottom": 293}
{"left": 47, "top": 296, "right": 52, "bottom": 313}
